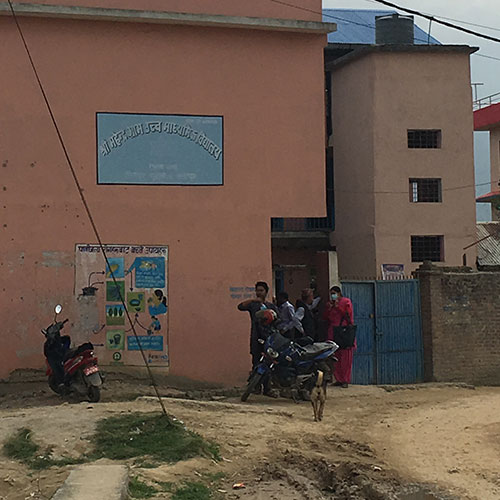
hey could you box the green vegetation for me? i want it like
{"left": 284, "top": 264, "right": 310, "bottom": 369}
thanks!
{"left": 128, "top": 476, "right": 158, "bottom": 499}
{"left": 3, "top": 428, "right": 38, "bottom": 462}
{"left": 30, "top": 454, "right": 85, "bottom": 470}
{"left": 155, "top": 480, "right": 175, "bottom": 492}
{"left": 3, "top": 428, "right": 83, "bottom": 470}
{"left": 128, "top": 477, "right": 217, "bottom": 499}
{"left": 4, "top": 412, "right": 219, "bottom": 479}
{"left": 91, "top": 413, "right": 219, "bottom": 463}
{"left": 172, "top": 481, "right": 212, "bottom": 500}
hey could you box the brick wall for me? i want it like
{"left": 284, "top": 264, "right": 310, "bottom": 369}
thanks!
{"left": 416, "top": 262, "right": 500, "bottom": 385}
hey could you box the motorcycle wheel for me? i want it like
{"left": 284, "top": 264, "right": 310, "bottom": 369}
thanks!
{"left": 241, "top": 373, "right": 263, "bottom": 402}
{"left": 48, "top": 375, "right": 62, "bottom": 395}
{"left": 87, "top": 385, "right": 101, "bottom": 403}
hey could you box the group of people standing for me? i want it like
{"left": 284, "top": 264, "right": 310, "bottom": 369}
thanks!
{"left": 238, "top": 281, "right": 355, "bottom": 389}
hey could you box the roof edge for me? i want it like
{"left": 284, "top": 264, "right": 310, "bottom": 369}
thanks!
{"left": 0, "top": 2, "right": 337, "bottom": 33}
{"left": 326, "top": 43, "right": 478, "bottom": 70}
{"left": 476, "top": 190, "right": 500, "bottom": 203}
{"left": 474, "top": 103, "right": 500, "bottom": 131}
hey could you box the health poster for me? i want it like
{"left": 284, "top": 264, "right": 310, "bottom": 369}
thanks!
{"left": 74, "top": 244, "right": 169, "bottom": 368}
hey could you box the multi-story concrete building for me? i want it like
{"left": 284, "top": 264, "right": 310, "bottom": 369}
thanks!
{"left": 273, "top": 11, "right": 478, "bottom": 298}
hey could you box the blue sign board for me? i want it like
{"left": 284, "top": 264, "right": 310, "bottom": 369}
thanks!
{"left": 127, "top": 335, "right": 164, "bottom": 351}
{"left": 97, "top": 113, "right": 223, "bottom": 185}
{"left": 127, "top": 257, "right": 165, "bottom": 289}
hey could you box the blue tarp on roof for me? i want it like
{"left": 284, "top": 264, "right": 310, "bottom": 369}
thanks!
{"left": 323, "top": 9, "right": 441, "bottom": 45}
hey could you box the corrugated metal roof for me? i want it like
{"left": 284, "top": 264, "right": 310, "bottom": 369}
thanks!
{"left": 323, "top": 9, "right": 441, "bottom": 45}
{"left": 477, "top": 222, "right": 500, "bottom": 266}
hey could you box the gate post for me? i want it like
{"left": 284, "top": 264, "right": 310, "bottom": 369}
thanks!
{"left": 415, "top": 262, "right": 444, "bottom": 382}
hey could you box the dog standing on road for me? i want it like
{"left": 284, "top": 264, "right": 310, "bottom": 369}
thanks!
{"left": 311, "top": 370, "right": 327, "bottom": 422}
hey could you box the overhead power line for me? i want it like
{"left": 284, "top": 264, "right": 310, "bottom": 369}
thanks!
{"left": 6, "top": 0, "right": 173, "bottom": 423}
{"left": 269, "top": 0, "right": 433, "bottom": 44}
{"left": 272, "top": 0, "right": 500, "bottom": 46}
{"left": 369, "top": 0, "right": 500, "bottom": 43}
{"left": 336, "top": 182, "right": 493, "bottom": 196}
{"left": 474, "top": 53, "right": 500, "bottom": 62}
{"left": 361, "top": 0, "right": 500, "bottom": 33}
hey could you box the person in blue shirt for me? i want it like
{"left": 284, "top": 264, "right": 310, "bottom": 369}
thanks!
{"left": 148, "top": 289, "right": 167, "bottom": 316}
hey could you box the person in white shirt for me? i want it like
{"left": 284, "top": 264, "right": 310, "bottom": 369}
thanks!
{"left": 276, "top": 291, "right": 304, "bottom": 339}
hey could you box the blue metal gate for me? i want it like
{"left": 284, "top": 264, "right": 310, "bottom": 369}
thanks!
{"left": 341, "top": 280, "right": 423, "bottom": 385}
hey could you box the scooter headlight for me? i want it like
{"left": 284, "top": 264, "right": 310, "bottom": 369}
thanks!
{"left": 266, "top": 347, "right": 279, "bottom": 359}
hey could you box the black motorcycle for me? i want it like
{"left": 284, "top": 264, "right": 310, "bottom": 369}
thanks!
{"left": 241, "top": 322, "right": 338, "bottom": 402}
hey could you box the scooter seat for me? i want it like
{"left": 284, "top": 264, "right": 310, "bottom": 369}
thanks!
{"left": 299, "top": 341, "right": 337, "bottom": 359}
{"left": 63, "top": 342, "right": 94, "bottom": 361}
{"left": 63, "top": 349, "right": 76, "bottom": 361}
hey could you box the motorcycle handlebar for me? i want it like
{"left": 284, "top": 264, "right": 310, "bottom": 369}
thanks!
{"left": 62, "top": 318, "right": 69, "bottom": 324}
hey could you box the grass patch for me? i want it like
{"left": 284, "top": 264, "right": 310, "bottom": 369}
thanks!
{"left": 172, "top": 481, "right": 212, "bottom": 500}
{"left": 156, "top": 480, "right": 175, "bottom": 492}
{"left": 129, "top": 476, "right": 157, "bottom": 499}
{"left": 91, "top": 413, "right": 219, "bottom": 463}
{"left": 133, "top": 458, "right": 159, "bottom": 469}
{"left": 3, "top": 428, "right": 38, "bottom": 462}
{"left": 30, "top": 454, "right": 85, "bottom": 470}
{"left": 3, "top": 428, "right": 84, "bottom": 470}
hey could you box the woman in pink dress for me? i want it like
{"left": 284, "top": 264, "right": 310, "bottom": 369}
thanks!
{"left": 323, "top": 286, "right": 355, "bottom": 388}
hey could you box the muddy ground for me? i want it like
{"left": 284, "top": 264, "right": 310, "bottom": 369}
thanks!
{"left": 0, "top": 372, "right": 499, "bottom": 500}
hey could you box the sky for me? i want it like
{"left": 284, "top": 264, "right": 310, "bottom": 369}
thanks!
{"left": 323, "top": 0, "right": 500, "bottom": 221}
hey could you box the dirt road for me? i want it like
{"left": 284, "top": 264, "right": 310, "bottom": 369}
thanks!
{"left": 0, "top": 378, "right": 499, "bottom": 499}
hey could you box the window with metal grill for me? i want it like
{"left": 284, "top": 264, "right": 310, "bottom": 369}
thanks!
{"left": 409, "top": 178, "right": 442, "bottom": 203}
{"left": 411, "top": 235, "right": 444, "bottom": 262}
{"left": 408, "top": 129, "right": 441, "bottom": 148}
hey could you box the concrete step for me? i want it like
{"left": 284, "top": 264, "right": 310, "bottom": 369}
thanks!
{"left": 52, "top": 464, "right": 128, "bottom": 500}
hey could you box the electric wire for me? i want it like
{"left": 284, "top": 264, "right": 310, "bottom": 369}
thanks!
{"left": 269, "top": 0, "right": 439, "bottom": 44}
{"left": 271, "top": 0, "right": 500, "bottom": 61}
{"left": 336, "top": 181, "right": 494, "bottom": 196}
{"left": 368, "top": 0, "right": 500, "bottom": 43}
{"left": 6, "top": 0, "right": 172, "bottom": 423}
{"left": 361, "top": 0, "right": 500, "bottom": 33}
{"left": 474, "top": 53, "right": 500, "bottom": 62}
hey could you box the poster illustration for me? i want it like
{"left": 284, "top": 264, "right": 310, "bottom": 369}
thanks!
{"left": 106, "top": 304, "right": 125, "bottom": 325}
{"left": 75, "top": 244, "right": 169, "bottom": 368}
{"left": 128, "top": 257, "right": 166, "bottom": 288}
{"left": 106, "top": 257, "right": 125, "bottom": 279}
{"left": 107, "top": 330, "right": 125, "bottom": 350}
{"left": 127, "top": 292, "right": 145, "bottom": 313}
{"left": 106, "top": 280, "right": 125, "bottom": 302}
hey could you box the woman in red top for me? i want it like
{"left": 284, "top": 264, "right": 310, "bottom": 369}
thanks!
{"left": 323, "top": 285, "right": 355, "bottom": 388}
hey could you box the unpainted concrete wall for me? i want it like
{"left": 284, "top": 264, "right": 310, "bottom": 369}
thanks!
{"left": 417, "top": 263, "right": 500, "bottom": 385}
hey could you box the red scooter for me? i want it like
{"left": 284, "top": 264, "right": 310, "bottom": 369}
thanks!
{"left": 43, "top": 305, "right": 103, "bottom": 402}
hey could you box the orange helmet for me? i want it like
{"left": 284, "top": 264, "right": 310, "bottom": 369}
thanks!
{"left": 255, "top": 309, "right": 277, "bottom": 325}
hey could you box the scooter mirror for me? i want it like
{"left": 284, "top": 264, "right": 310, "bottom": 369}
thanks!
{"left": 54, "top": 304, "right": 63, "bottom": 315}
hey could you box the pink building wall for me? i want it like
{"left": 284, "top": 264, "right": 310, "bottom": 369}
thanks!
{"left": 0, "top": 3, "right": 328, "bottom": 383}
